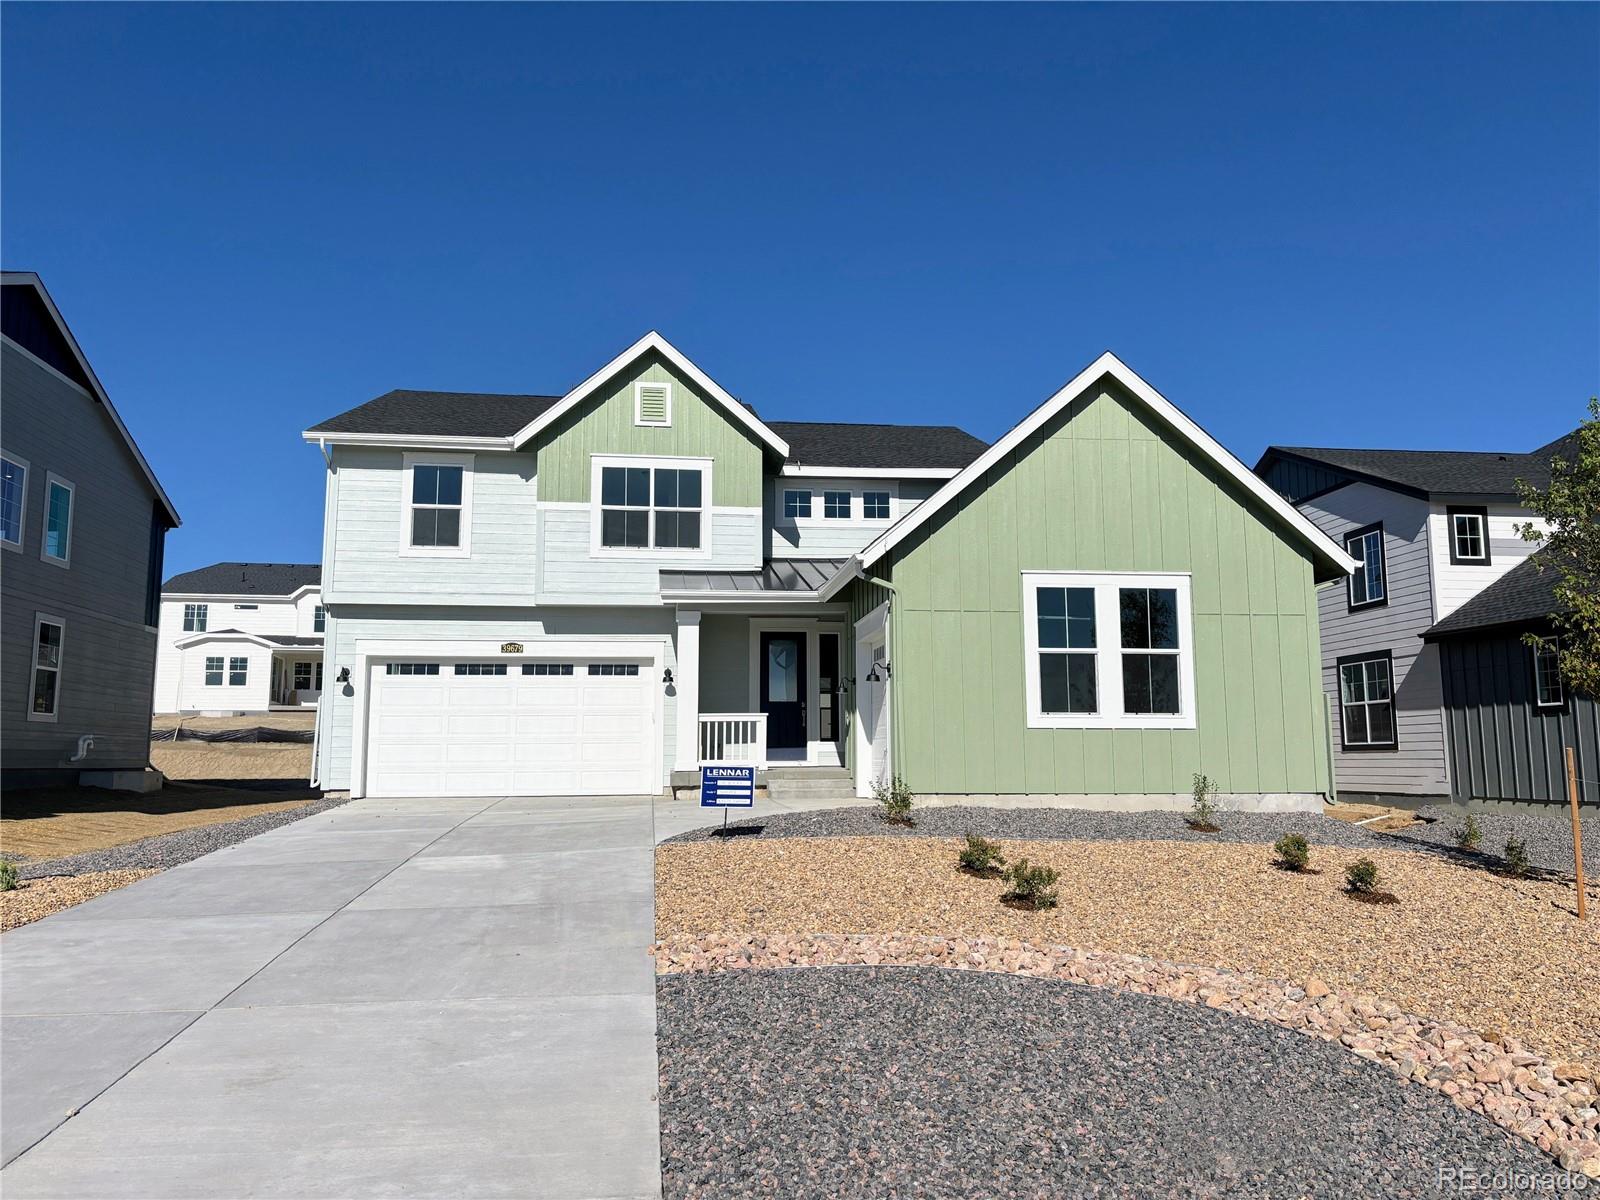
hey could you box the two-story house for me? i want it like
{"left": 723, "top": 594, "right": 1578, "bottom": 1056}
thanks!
{"left": 305, "top": 334, "right": 1354, "bottom": 805}
{"left": 1255, "top": 434, "right": 1575, "bottom": 806}
{"left": 1, "top": 271, "right": 181, "bottom": 789}
{"left": 153, "top": 562, "right": 324, "bottom": 713}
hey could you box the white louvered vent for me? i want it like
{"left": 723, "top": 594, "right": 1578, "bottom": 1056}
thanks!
{"left": 634, "top": 382, "right": 672, "bottom": 427}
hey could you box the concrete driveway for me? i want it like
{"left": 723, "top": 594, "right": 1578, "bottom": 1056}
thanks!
{"left": 0, "top": 795, "right": 661, "bottom": 1199}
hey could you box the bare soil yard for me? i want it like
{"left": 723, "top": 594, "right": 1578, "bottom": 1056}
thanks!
{"left": 656, "top": 836, "right": 1600, "bottom": 1070}
{"left": 150, "top": 741, "right": 311, "bottom": 782}
{"left": 151, "top": 712, "right": 315, "bottom": 733}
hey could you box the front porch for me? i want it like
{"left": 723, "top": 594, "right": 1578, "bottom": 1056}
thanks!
{"left": 268, "top": 647, "right": 323, "bottom": 709}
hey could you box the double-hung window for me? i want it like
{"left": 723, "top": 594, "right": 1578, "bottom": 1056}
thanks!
{"left": 1447, "top": 506, "right": 1490, "bottom": 565}
{"left": 1345, "top": 523, "right": 1386, "bottom": 609}
{"left": 28, "top": 615, "right": 64, "bottom": 721}
{"left": 1, "top": 452, "right": 27, "bottom": 550}
{"left": 403, "top": 453, "right": 472, "bottom": 556}
{"left": 594, "top": 457, "right": 707, "bottom": 553}
{"left": 1533, "top": 639, "right": 1563, "bottom": 708}
{"left": 204, "top": 656, "right": 225, "bottom": 686}
{"left": 1022, "top": 572, "right": 1195, "bottom": 728}
{"left": 313, "top": 605, "right": 326, "bottom": 633}
{"left": 228, "top": 657, "right": 249, "bottom": 687}
{"left": 823, "top": 490, "right": 851, "bottom": 519}
{"left": 1337, "top": 652, "right": 1396, "bottom": 749}
{"left": 42, "top": 473, "right": 73, "bottom": 566}
{"left": 183, "top": 603, "right": 209, "bottom": 632}
{"left": 293, "top": 662, "right": 315, "bottom": 691}
{"left": 783, "top": 489, "right": 812, "bottom": 520}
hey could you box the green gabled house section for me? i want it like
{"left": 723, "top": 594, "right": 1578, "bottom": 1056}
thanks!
{"left": 828, "top": 353, "right": 1356, "bottom": 802}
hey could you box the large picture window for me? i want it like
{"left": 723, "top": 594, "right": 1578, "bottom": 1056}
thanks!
{"left": 1345, "top": 524, "right": 1386, "bottom": 609}
{"left": 1022, "top": 572, "right": 1195, "bottom": 729}
{"left": 401, "top": 453, "right": 473, "bottom": 557}
{"left": 593, "top": 457, "right": 708, "bottom": 554}
{"left": 1337, "top": 652, "right": 1396, "bottom": 750}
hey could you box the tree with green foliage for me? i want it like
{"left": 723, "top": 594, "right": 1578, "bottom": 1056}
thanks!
{"left": 1517, "top": 398, "right": 1600, "bottom": 697}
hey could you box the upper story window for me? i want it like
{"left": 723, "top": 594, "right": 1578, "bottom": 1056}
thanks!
{"left": 592, "top": 456, "right": 709, "bottom": 555}
{"left": 823, "top": 491, "right": 851, "bottom": 519}
{"left": 402, "top": 452, "right": 473, "bottom": 557}
{"left": 1022, "top": 572, "right": 1195, "bottom": 729}
{"left": 234, "top": 603, "right": 258, "bottom": 610}
{"left": 313, "top": 605, "right": 326, "bottom": 633}
{"left": 1345, "top": 523, "right": 1386, "bottom": 609}
{"left": 183, "top": 603, "right": 208, "bottom": 632}
{"left": 1533, "top": 639, "right": 1563, "bottom": 708}
{"left": 783, "top": 489, "right": 812, "bottom": 520}
{"left": 633, "top": 381, "right": 672, "bottom": 427}
{"left": 1337, "top": 651, "right": 1395, "bottom": 749}
{"left": 1, "top": 452, "right": 28, "bottom": 550}
{"left": 42, "top": 473, "right": 74, "bottom": 566}
{"left": 862, "top": 491, "right": 891, "bottom": 521}
{"left": 1447, "top": 505, "right": 1490, "bottom": 565}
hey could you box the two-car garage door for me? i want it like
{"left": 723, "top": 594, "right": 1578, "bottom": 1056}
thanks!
{"left": 364, "top": 657, "right": 655, "bottom": 797}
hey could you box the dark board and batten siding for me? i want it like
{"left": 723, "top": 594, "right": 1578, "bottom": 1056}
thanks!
{"left": 1259, "top": 456, "right": 1353, "bottom": 505}
{"left": 1439, "top": 630, "right": 1599, "bottom": 807}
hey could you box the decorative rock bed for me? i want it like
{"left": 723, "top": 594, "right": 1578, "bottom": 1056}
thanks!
{"left": 654, "top": 932, "right": 1600, "bottom": 1177}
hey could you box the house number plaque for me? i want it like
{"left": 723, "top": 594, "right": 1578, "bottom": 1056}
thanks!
{"left": 500, "top": 642, "right": 523, "bottom": 654}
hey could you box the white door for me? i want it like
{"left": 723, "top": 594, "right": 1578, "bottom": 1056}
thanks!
{"left": 364, "top": 658, "right": 655, "bottom": 797}
{"left": 854, "top": 633, "right": 890, "bottom": 798}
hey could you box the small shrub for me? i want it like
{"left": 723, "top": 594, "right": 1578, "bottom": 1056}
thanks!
{"left": 872, "top": 775, "right": 915, "bottom": 826}
{"left": 1273, "top": 833, "right": 1311, "bottom": 872}
{"left": 1001, "top": 858, "right": 1059, "bottom": 910}
{"left": 1188, "top": 773, "right": 1220, "bottom": 831}
{"left": 1344, "top": 858, "right": 1380, "bottom": 894}
{"left": 958, "top": 833, "right": 1005, "bottom": 877}
{"left": 1455, "top": 814, "right": 1483, "bottom": 851}
{"left": 1502, "top": 837, "right": 1530, "bottom": 878}
{"left": 0, "top": 860, "right": 17, "bottom": 892}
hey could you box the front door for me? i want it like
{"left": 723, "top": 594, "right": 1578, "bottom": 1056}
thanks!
{"left": 759, "top": 632, "right": 807, "bottom": 750}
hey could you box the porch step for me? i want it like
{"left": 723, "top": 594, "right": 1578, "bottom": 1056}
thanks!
{"left": 763, "top": 766, "right": 849, "bottom": 781}
{"left": 766, "top": 773, "right": 856, "bottom": 802}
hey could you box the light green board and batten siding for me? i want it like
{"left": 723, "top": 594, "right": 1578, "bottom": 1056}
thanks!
{"left": 846, "top": 382, "right": 1331, "bottom": 798}
{"left": 532, "top": 350, "right": 768, "bottom": 507}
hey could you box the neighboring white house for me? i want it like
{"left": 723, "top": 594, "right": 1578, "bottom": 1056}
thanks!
{"left": 153, "top": 562, "right": 323, "bottom": 713}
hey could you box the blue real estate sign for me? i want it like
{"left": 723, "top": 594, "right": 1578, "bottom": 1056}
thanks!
{"left": 700, "top": 765, "right": 755, "bottom": 808}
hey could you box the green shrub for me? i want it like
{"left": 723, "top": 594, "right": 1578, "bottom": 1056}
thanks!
{"left": 1273, "top": 833, "right": 1311, "bottom": 872}
{"left": 1455, "top": 814, "right": 1483, "bottom": 851}
{"left": 0, "top": 860, "right": 18, "bottom": 892}
{"left": 872, "top": 775, "right": 915, "bottom": 826}
{"left": 1502, "top": 837, "right": 1530, "bottom": 878}
{"left": 958, "top": 833, "right": 1005, "bottom": 876}
{"left": 1001, "top": 858, "right": 1059, "bottom": 909}
{"left": 1344, "top": 858, "right": 1380, "bottom": 894}
{"left": 1188, "top": 773, "right": 1221, "bottom": 830}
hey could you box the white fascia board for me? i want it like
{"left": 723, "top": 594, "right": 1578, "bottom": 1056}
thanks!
{"left": 658, "top": 589, "right": 825, "bottom": 604}
{"left": 163, "top": 591, "right": 308, "bottom": 603}
{"left": 0, "top": 277, "right": 181, "bottom": 527}
{"left": 816, "top": 557, "right": 864, "bottom": 602}
{"left": 779, "top": 464, "right": 961, "bottom": 479}
{"left": 852, "top": 352, "right": 1358, "bottom": 578}
{"left": 175, "top": 631, "right": 277, "bottom": 650}
{"left": 510, "top": 331, "right": 790, "bottom": 458}
{"left": 299, "top": 430, "right": 514, "bottom": 451}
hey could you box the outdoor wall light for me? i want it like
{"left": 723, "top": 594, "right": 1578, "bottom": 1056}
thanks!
{"left": 336, "top": 667, "right": 351, "bottom": 684}
{"left": 865, "top": 661, "right": 891, "bottom": 682}
{"left": 662, "top": 668, "right": 674, "bottom": 685}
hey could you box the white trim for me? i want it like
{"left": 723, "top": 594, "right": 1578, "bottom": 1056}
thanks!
{"left": 27, "top": 612, "right": 66, "bottom": 723}
{"left": 1021, "top": 571, "right": 1197, "bottom": 730}
{"left": 1, "top": 448, "right": 29, "bottom": 552}
{"left": 40, "top": 472, "right": 74, "bottom": 568}
{"left": 589, "top": 454, "right": 714, "bottom": 560}
{"left": 299, "top": 430, "right": 513, "bottom": 451}
{"left": 162, "top": 585, "right": 320, "bottom": 603}
{"left": 658, "top": 589, "right": 826, "bottom": 605}
{"left": 400, "top": 451, "right": 474, "bottom": 558}
{"left": 780, "top": 465, "right": 959, "bottom": 479}
{"left": 854, "top": 613, "right": 890, "bottom": 798}
{"left": 0, "top": 277, "right": 181, "bottom": 527}
{"left": 674, "top": 609, "right": 701, "bottom": 768}
{"left": 825, "top": 352, "right": 1357, "bottom": 599}
{"left": 1533, "top": 638, "right": 1564, "bottom": 708}
{"left": 175, "top": 631, "right": 294, "bottom": 650}
{"left": 510, "top": 331, "right": 790, "bottom": 456}
{"left": 633, "top": 380, "right": 673, "bottom": 428}
{"left": 777, "top": 479, "right": 899, "bottom": 528}
{"left": 745, "top": 618, "right": 846, "bottom": 767}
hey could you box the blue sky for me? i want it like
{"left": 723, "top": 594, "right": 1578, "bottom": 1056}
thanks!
{"left": 4, "top": 3, "right": 1595, "bottom": 575}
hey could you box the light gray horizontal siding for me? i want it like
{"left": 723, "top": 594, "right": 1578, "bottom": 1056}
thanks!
{"left": 766, "top": 478, "right": 938, "bottom": 559}
{"left": 537, "top": 507, "right": 761, "bottom": 605}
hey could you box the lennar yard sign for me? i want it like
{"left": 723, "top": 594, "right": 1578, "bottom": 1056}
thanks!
{"left": 700, "top": 765, "right": 755, "bottom": 808}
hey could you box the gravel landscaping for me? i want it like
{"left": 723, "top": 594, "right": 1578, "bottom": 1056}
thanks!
{"left": 0, "top": 869, "right": 159, "bottom": 932}
{"left": 658, "top": 967, "right": 1563, "bottom": 1198}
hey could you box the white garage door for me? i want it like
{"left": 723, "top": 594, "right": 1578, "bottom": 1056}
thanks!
{"left": 364, "top": 658, "right": 655, "bottom": 797}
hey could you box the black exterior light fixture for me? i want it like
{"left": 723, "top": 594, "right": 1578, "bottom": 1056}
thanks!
{"left": 336, "top": 666, "right": 351, "bottom": 684}
{"left": 662, "top": 668, "right": 674, "bottom": 685}
{"left": 865, "top": 661, "right": 891, "bottom": 682}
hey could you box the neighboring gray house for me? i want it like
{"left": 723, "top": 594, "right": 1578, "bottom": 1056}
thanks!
{"left": 1423, "top": 554, "right": 1598, "bottom": 810}
{"left": 1, "top": 272, "right": 181, "bottom": 788}
{"left": 1255, "top": 434, "right": 1575, "bottom": 806}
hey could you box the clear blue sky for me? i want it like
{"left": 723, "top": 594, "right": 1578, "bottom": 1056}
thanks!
{"left": 4, "top": 3, "right": 1595, "bottom": 576}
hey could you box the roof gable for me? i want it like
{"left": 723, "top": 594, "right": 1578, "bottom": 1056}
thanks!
{"left": 1257, "top": 432, "right": 1579, "bottom": 502}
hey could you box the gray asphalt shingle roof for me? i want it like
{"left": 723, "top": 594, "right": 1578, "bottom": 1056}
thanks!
{"left": 1423, "top": 554, "right": 1565, "bottom": 638}
{"left": 307, "top": 390, "right": 562, "bottom": 438}
{"left": 1264, "top": 431, "right": 1579, "bottom": 498}
{"left": 164, "top": 562, "right": 322, "bottom": 596}
{"left": 767, "top": 422, "right": 987, "bottom": 470}
{"left": 660, "top": 558, "right": 848, "bottom": 595}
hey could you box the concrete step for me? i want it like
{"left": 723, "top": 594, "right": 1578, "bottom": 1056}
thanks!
{"left": 766, "top": 778, "right": 858, "bottom": 801}
{"left": 764, "top": 765, "right": 850, "bottom": 781}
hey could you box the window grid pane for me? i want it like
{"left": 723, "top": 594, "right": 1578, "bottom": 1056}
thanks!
{"left": 1340, "top": 656, "right": 1395, "bottom": 746}
{"left": 784, "top": 490, "right": 811, "bottom": 519}
{"left": 862, "top": 492, "right": 890, "bottom": 520}
{"left": 823, "top": 491, "right": 851, "bottom": 519}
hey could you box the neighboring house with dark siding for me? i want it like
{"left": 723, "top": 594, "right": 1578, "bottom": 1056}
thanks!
{"left": 1, "top": 271, "right": 180, "bottom": 788}
{"left": 1422, "top": 555, "right": 1598, "bottom": 810}
{"left": 1255, "top": 433, "right": 1575, "bottom": 806}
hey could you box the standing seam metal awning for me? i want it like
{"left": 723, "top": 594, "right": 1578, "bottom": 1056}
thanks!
{"left": 659, "top": 558, "right": 849, "bottom": 596}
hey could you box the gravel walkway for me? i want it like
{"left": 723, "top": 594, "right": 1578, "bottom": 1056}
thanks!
{"left": 662, "top": 804, "right": 1598, "bottom": 876}
{"left": 14, "top": 794, "right": 350, "bottom": 880}
{"left": 658, "top": 967, "right": 1555, "bottom": 1198}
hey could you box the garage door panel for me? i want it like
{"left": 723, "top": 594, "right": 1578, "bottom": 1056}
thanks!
{"left": 450, "top": 712, "right": 516, "bottom": 737}
{"left": 378, "top": 686, "right": 447, "bottom": 708}
{"left": 375, "top": 712, "right": 449, "bottom": 738}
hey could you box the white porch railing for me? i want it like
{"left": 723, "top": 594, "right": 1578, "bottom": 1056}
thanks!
{"left": 698, "top": 713, "right": 767, "bottom": 767}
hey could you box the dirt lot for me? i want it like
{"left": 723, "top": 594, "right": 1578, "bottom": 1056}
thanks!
{"left": 1325, "top": 801, "right": 1420, "bottom": 833}
{"left": 151, "top": 741, "right": 311, "bottom": 782}
{"left": 151, "top": 712, "right": 316, "bottom": 734}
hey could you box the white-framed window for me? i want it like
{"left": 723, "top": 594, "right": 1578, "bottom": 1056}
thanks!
{"left": 1, "top": 451, "right": 28, "bottom": 550}
{"left": 183, "top": 603, "right": 209, "bottom": 632}
{"left": 234, "top": 603, "right": 258, "bottom": 610}
{"left": 204, "top": 656, "right": 224, "bottom": 686}
{"left": 783, "top": 489, "right": 812, "bottom": 520}
{"left": 1534, "top": 639, "right": 1563, "bottom": 708}
{"left": 293, "top": 661, "right": 315, "bottom": 691}
{"left": 823, "top": 490, "right": 851, "bottom": 519}
{"left": 1345, "top": 524, "right": 1385, "bottom": 609}
{"left": 1447, "top": 505, "right": 1490, "bottom": 565}
{"left": 401, "top": 452, "right": 473, "bottom": 557}
{"left": 28, "top": 614, "right": 65, "bottom": 722}
{"left": 633, "top": 380, "right": 672, "bottom": 427}
{"left": 590, "top": 455, "right": 711, "bottom": 556}
{"left": 1337, "top": 652, "right": 1396, "bottom": 749}
{"left": 228, "top": 657, "right": 249, "bottom": 687}
{"left": 313, "top": 605, "right": 326, "bottom": 633}
{"left": 42, "top": 473, "right": 74, "bottom": 566}
{"left": 862, "top": 491, "right": 892, "bottom": 521}
{"left": 1022, "top": 572, "right": 1196, "bottom": 729}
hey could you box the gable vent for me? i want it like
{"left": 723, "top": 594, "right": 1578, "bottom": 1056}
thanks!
{"left": 634, "top": 382, "right": 672, "bottom": 427}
